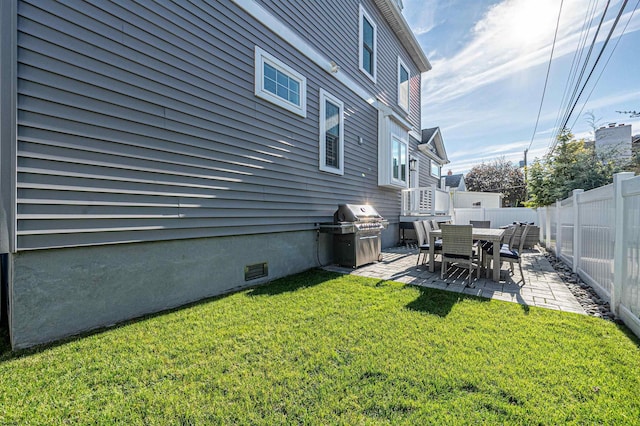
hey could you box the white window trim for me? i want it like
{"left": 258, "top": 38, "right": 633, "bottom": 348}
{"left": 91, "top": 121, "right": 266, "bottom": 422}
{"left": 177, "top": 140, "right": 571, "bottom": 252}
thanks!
{"left": 397, "top": 57, "right": 410, "bottom": 114}
{"left": 254, "top": 46, "right": 307, "bottom": 117}
{"left": 358, "top": 5, "right": 377, "bottom": 83}
{"left": 431, "top": 161, "right": 441, "bottom": 178}
{"left": 390, "top": 136, "right": 408, "bottom": 186}
{"left": 378, "top": 108, "right": 410, "bottom": 189}
{"left": 319, "top": 89, "right": 344, "bottom": 175}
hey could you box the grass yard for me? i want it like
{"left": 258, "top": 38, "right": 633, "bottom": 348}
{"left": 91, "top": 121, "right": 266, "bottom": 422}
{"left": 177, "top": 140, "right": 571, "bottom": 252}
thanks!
{"left": 1, "top": 270, "right": 639, "bottom": 424}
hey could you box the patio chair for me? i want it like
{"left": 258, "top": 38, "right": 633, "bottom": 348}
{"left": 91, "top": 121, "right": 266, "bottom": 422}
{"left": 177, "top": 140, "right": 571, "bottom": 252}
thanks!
{"left": 413, "top": 221, "right": 441, "bottom": 266}
{"left": 422, "top": 220, "right": 442, "bottom": 262}
{"left": 481, "top": 225, "right": 518, "bottom": 255}
{"left": 440, "top": 224, "right": 480, "bottom": 286}
{"left": 469, "top": 220, "right": 491, "bottom": 263}
{"left": 469, "top": 220, "right": 491, "bottom": 243}
{"left": 483, "top": 224, "right": 531, "bottom": 284}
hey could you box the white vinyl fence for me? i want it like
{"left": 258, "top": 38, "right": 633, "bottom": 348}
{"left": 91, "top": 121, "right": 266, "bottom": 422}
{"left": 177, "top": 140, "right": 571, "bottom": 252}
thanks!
{"left": 453, "top": 207, "right": 537, "bottom": 228}
{"left": 538, "top": 172, "right": 640, "bottom": 338}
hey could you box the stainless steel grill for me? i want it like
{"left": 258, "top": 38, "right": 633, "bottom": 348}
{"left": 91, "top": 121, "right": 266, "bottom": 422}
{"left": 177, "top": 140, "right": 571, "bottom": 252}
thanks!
{"left": 319, "top": 204, "right": 388, "bottom": 268}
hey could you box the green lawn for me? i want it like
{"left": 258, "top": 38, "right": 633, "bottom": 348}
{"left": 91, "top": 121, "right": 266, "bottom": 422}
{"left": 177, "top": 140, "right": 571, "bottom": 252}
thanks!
{"left": 1, "top": 270, "right": 639, "bottom": 424}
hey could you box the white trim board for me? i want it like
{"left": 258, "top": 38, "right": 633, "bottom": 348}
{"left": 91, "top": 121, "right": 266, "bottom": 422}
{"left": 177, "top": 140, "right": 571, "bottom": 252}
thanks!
{"left": 231, "top": 0, "right": 377, "bottom": 106}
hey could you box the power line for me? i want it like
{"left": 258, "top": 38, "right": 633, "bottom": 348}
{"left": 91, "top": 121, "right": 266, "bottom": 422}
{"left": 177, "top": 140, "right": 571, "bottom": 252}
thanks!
{"left": 570, "top": 0, "right": 640, "bottom": 129}
{"left": 550, "top": 0, "right": 629, "bottom": 155}
{"left": 550, "top": 0, "right": 612, "bottom": 154}
{"left": 547, "top": 0, "right": 600, "bottom": 152}
{"left": 527, "top": 0, "right": 564, "bottom": 153}
{"left": 558, "top": 0, "right": 629, "bottom": 133}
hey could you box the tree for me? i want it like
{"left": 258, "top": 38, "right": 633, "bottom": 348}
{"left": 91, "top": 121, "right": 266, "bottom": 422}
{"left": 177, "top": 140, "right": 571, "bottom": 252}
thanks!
{"left": 525, "top": 129, "right": 622, "bottom": 207}
{"left": 584, "top": 110, "right": 602, "bottom": 139}
{"left": 465, "top": 158, "right": 526, "bottom": 207}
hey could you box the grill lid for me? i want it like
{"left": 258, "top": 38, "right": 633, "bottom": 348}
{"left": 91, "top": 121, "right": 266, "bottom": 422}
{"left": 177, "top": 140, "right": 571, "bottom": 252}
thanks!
{"left": 333, "top": 204, "right": 383, "bottom": 223}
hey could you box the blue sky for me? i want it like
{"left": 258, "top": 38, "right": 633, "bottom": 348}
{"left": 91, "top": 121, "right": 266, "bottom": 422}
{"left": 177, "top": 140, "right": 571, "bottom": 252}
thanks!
{"left": 402, "top": 0, "right": 640, "bottom": 173}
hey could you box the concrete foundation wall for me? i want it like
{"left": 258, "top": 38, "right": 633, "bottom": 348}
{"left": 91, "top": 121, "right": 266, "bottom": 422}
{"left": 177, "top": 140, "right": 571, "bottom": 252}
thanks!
{"left": 9, "top": 230, "right": 332, "bottom": 349}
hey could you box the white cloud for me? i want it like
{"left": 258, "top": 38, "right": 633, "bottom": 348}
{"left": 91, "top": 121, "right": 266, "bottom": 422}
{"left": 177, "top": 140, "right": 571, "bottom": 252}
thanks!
{"left": 422, "top": 0, "right": 640, "bottom": 108}
{"left": 403, "top": 0, "right": 440, "bottom": 35}
{"left": 411, "top": 0, "right": 640, "bottom": 173}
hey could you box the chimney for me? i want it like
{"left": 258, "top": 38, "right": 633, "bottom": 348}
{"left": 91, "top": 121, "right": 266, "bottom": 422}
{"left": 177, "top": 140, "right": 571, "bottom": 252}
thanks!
{"left": 447, "top": 169, "right": 453, "bottom": 176}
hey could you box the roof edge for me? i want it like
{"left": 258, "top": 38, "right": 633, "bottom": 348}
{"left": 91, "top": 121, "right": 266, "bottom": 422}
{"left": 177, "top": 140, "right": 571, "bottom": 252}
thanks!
{"left": 374, "top": 0, "right": 432, "bottom": 73}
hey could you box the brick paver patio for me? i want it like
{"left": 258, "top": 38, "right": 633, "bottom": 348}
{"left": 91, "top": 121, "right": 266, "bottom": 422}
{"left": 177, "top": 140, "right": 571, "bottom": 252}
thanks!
{"left": 323, "top": 245, "right": 586, "bottom": 314}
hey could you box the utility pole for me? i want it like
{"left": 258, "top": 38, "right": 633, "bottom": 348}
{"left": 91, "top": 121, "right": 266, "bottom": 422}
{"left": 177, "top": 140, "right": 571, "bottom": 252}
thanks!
{"left": 523, "top": 149, "right": 528, "bottom": 202}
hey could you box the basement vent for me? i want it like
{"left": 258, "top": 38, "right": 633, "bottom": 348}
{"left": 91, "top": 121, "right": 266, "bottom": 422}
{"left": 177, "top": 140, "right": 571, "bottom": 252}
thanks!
{"left": 245, "top": 262, "right": 268, "bottom": 281}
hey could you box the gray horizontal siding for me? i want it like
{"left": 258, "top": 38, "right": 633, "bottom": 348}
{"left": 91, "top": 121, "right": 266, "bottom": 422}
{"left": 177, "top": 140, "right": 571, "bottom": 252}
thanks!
{"left": 16, "top": 0, "right": 402, "bottom": 250}
{"left": 256, "top": 0, "right": 422, "bottom": 130}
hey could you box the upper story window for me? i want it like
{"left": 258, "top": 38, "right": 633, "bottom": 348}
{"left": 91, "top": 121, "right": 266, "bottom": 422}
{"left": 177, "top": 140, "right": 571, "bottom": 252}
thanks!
{"left": 359, "top": 5, "right": 377, "bottom": 83}
{"left": 391, "top": 137, "right": 408, "bottom": 185}
{"left": 319, "top": 89, "right": 344, "bottom": 175}
{"left": 378, "top": 108, "right": 410, "bottom": 189}
{"left": 254, "top": 46, "right": 307, "bottom": 117}
{"left": 431, "top": 161, "right": 440, "bottom": 178}
{"left": 397, "top": 57, "right": 410, "bottom": 113}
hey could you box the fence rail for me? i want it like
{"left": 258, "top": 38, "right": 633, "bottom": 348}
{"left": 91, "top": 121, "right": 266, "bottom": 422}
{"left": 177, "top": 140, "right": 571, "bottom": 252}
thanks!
{"left": 538, "top": 172, "right": 640, "bottom": 339}
{"left": 401, "top": 186, "right": 450, "bottom": 216}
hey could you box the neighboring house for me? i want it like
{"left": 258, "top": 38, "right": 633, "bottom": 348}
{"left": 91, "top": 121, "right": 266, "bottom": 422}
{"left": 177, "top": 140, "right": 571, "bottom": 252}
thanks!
{"left": 0, "top": 0, "right": 433, "bottom": 348}
{"left": 442, "top": 171, "right": 466, "bottom": 192}
{"left": 417, "top": 127, "right": 449, "bottom": 188}
{"left": 452, "top": 191, "right": 503, "bottom": 209}
{"left": 595, "top": 123, "right": 632, "bottom": 160}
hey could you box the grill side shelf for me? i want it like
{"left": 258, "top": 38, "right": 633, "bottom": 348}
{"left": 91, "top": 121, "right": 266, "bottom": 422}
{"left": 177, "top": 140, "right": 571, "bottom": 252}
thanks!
{"left": 318, "top": 223, "right": 356, "bottom": 234}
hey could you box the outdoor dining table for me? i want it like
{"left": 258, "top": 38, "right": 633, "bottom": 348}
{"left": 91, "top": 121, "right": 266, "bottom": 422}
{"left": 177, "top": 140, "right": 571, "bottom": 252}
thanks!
{"left": 429, "top": 227, "right": 506, "bottom": 282}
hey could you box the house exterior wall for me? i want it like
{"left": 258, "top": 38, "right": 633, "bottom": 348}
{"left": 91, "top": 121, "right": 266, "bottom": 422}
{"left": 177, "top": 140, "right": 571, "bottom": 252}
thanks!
{"left": 15, "top": 0, "right": 415, "bottom": 251}
{"left": 0, "top": 0, "right": 17, "bottom": 255}
{"left": 595, "top": 124, "right": 632, "bottom": 159}
{"left": 9, "top": 230, "right": 332, "bottom": 348}
{"left": 417, "top": 154, "right": 439, "bottom": 188}
{"left": 6, "top": 0, "right": 427, "bottom": 347}
{"left": 254, "top": 0, "right": 422, "bottom": 131}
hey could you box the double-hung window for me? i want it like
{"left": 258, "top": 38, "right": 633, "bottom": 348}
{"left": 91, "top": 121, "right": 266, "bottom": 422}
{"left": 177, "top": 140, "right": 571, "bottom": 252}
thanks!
{"left": 391, "top": 137, "right": 407, "bottom": 185}
{"left": 431, "top": 161, "right": 440, "bottom": 178}
{"left": 397, "top": 57, "right": 410, "bottom": 113}
{"left": 377, "top": 107, "right": 411, "bottom": 189}
{"left": 319, "top": 89, "right": 344, "bottom": 175}
{"left": 254, "top": 46, "right": 306, "bottom": 117}
{"left": 359, "top": 5, "right": 377, "bottom": 82}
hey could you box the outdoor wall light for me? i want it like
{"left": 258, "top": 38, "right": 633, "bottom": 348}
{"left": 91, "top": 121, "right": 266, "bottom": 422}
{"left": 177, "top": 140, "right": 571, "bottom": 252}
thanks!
{"left": 409, "top": 158, "right": 417, "bottom": 171}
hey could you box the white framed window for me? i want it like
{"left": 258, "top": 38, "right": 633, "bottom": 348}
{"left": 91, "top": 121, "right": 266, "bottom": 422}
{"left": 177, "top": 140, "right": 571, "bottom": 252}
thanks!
{"left": 254, "top": 46, "right": 307, "bottom": 117}
{"left": 378, "top": 108, "right": 411, "bottom": 189}
{"left": 319, "top": 89, "right": 344, "bottom": 175}
{"left": 359, "top": 5, "right": 377, "bottom": 83}
{"left": 391, "top": 136, "right": 408, "bottom": 185}
{"left": 397, "top": 57, "right": 410, "bottom": 113}
{"left": 431, "top": 161, "right": 440, "bottom": 178}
